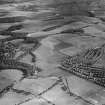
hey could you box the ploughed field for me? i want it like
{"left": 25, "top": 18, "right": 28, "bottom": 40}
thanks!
{"left": 1, "top": 0, "right": 105, "bottom": 105}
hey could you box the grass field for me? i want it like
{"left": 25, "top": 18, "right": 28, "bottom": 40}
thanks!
{"left": 0, "top": 0, "right": 105, "bottom": 105}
